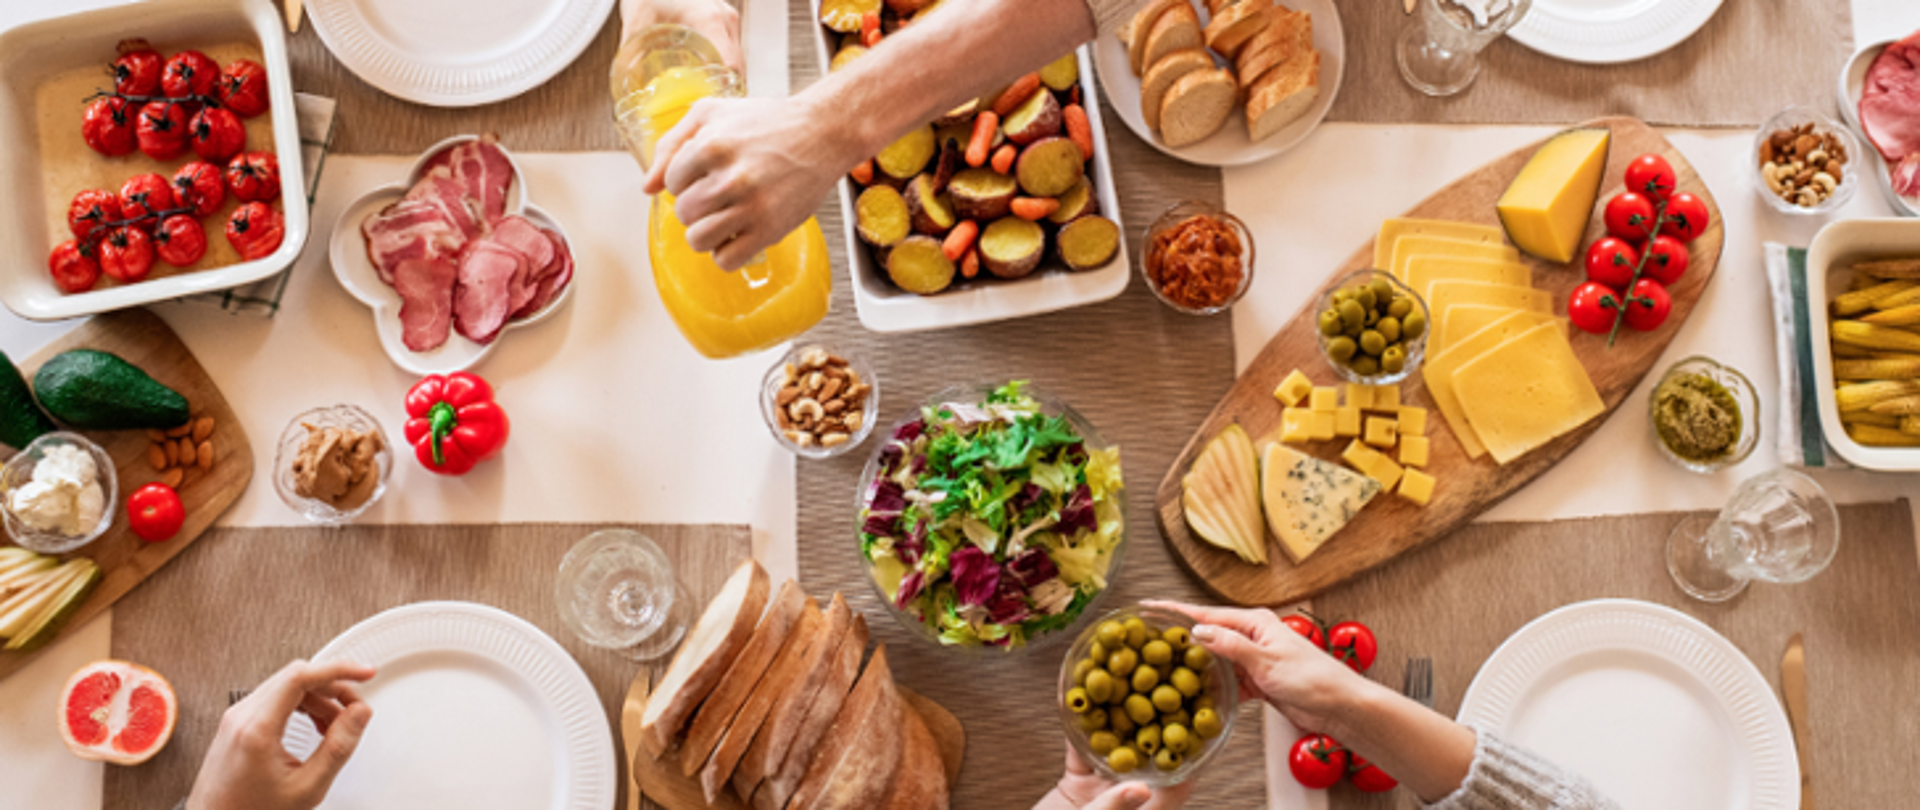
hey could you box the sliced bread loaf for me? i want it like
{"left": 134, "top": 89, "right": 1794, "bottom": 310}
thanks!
{"left": 1159, "top": 67, "right": 1237, "bottom": 147}
{"left": 1127, "top": 0, "right": 1188, "bottom": 76}
{"left": 1141, "top": 48, "right": 1216, "bottom": 132}
{"left": 1246, "top": 49, "right": 1320, "bottom": 143}
{"left": 1203, "top": 0, "right": 1270, "bottom": 60}
{"left": 1141, "top": 3, "right": 1204, "bottom": 77}
{"left": 1235, "top": 7, "right": 1312, "bottom": 88}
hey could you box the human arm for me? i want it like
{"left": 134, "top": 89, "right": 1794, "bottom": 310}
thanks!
{"left": 185, "top": 660, "right": 377, "bottom": 810}
{"left": 1033, "top": 747, "right": 1193, "bottom": 810}
{"left": 618, "top": 0, "right": 743, "bottom": 74}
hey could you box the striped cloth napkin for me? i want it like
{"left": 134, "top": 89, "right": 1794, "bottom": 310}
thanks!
{"left": 1764, "top": 242, "right": 1850, "bottom": 468}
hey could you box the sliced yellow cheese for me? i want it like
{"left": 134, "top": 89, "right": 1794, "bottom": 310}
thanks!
{"left": 1437, "top": 305, "right": 1566, "bottom": 354}
{"left": 1390, "top": 237, "right": 1522, "bottom": 282}
{"left": 1404, "top": 255, "right": 1531, "bottom": 305}
{"left": 1496, "top": 127, "right": 1612, "bottom": 264}
{"left": 1452, "top": 322, "right": 1606, "bottom": 465}
{"left": 1421, "top": 310, "right": 1550, "bottom": 459}
{"left": 1428, "top": 279, "right": 1553, "bottom": 319}
{"left": 1373, "top": 218, "right": 1507, "bottom": 271}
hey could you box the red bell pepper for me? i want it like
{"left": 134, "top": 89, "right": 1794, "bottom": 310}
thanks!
{"left": 403, "top": 372, "right": 509, "bottom": 475}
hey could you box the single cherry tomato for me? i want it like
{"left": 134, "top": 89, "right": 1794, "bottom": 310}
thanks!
{"left": 1624, "top": 278, "right": 1672, "bottom": 332}
{"left": 48, "top": 240, "right": 102, "bottom": 294}
{"left": 136, "top": 100, "right": 191, "bottom": 161}
{"left": 1642, "top": 235, "right": 1690, "bottom": 286}
{"left": 162, "top": 50, "right": 219, "bottom": 99}
{"left": 217, "top": 59, "right": 270, "bottom": 118}
{"left": 1568, "top": 281, "right": 1621, "bottom": 335}
{"left": 1282, "top": 614, "right": 1327, "bottom": 650}
{"left": 189, "top": 106, "right": 245, "bottom": 162}
{"left": 1660, "top": 192, "right": 1711, "bottom": 242}
{"left": 226, "top": 202, "right": 285, "bottom": 261}
{"left": 67, "top": 189, "right": 122, "bottom": 240}
{"left": 99, "top": 227, "right": 155, "bottom": 283}
{"left": 126, "top": 483, "right": 185, "bottom": 543}
{"left": 1583, "top": 236, "right": 1639, "bottom": 289}
{"left": 153, "top": 215, "right": 207, "bottom": 267}
{"left": 1624, "top": 154, "right": 1677, "bottom": 202}
{"left": 81, "top": 96, "right": 137, "bottom": 157}
{"left": 225, "top": 151, "right": 281, "bottom": 203}
{"left": 1327, "top": 621, "right": 1378, "bottom": 673}
{"left": 118, "top": 174, "right": 176, "bottom": 226}
{"left": 1289, "top": 733, "right": 1349, "bottom": 790}
{"left": 1349, "top": 755, "right": 1399, "bottom": 793}
{"left": 1604, "top": 192, "right": 1659, "bottom": 241}
{"left": 171, "top": 161, "right": 227, "bottom": 218}
{"left": 112, "top": 41, "right": 164, "bottom": 97}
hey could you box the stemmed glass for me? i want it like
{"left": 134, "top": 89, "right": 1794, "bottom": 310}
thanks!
{"left": 1397, "top": 0, "right": 1533, "bottom": 97}
{"left": 554, "top": 529, "right": 693, "bottom": 661}
{"left": 1667, "top": 469, "right": 1841, "bottom": 602}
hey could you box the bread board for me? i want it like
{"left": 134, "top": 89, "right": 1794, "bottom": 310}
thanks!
{"left": 1153, "top": 116, "right": 1724, "bottom": 606}
{"left": 0, "top": 307, "right": 253, "bottom": 679}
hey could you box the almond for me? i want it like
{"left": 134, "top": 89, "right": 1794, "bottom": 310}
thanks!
{"left": 166, "top": 422, "right": 192, "bottom": 438}
{"left": 146, "top": 429, "right": 167, "bottom": 443}
{"left": 192, "top": 416, "right": 214, "bottom": 443}
{"left": 164, "top": 440, "right": 180, "bottom": 466}
{"left": 160, "top": 468, "right": 184, "bottom": 489}
{"left": 148, "top": 444, "right": 169, "bottom": 470}
{"left": 197, "top": 440, "right": 213, "bottom": 470}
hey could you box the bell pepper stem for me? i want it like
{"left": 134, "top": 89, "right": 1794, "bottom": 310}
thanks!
{"left": 428, "top": 401, "right": 456, "bottom": 467}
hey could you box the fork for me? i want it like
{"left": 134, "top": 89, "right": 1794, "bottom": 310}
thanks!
{"left": 1402, "top": 656, "right": 1433, "bottom": 708}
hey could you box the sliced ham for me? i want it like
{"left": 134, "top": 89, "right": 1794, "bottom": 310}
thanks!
{"left": 424, "top": 137, "right": 515, "bottom": 224}
{"left": 452, "top": 242, "right": 525, "bottom": 345}
{"left": 1860, "top": 32, "right": 1920, "bottom": 170}
{"left": 404, "top": 167, "right": 486, "bottom": 242}
{"left": 391, "top": 257, "right": 458, "bottom": 352}
{"left": 361, "top": 199, "right": 462, "bottom": 286}
{"left": 512, "top": 227, "right": 573, "bottom": 319}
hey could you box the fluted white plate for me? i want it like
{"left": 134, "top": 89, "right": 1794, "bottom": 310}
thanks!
{"left": 1457, "top": 599, "right": 1796, "bottom": 810}
{"left": 1510, "top": 0, "right": 1722, "bottom": 64}
{"left": 284, "top": 602, "right": 615, "bottom": 810}
{"left": 307, "top": 0, "right": 614, "bottom": 107}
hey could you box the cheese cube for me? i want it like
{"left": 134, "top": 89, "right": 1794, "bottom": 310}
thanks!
{"left": 1310, "top": 411, "right": 1338, "bottom": 441}
{"left": 1311, "top": 387, "right": 1340, "bottom": 412}
{"left": 1368, "top": 386, "right": 1401, "bottom": 412}
{"left": 1275, "top": 369, "right": 1314, "bottom": 407}
{"left": 1344, "top": 383, "right": 1374, "bottom": 411}
{"left": 1341, "top": 439, "right": 1401, "bottom": 488}
{"left": 1397, "top": 468, "right": 1436, "bottom": 506}
{"left": 1369, "top": 455, "right": 1405, "bottom": 490}
{"left": 1281, "top": 408, "right": 1314, "bottom": 444}
{"left": 1397, "top": 407, "right": 1429, "bottom": 437}
{"left": 1335, "top": 406, "right": 1363, "bottom": 437}
{"left": 1364, "top": 417, "right": 1398, "bottom": 448}
{"left": 1399, "top": 435, "right": 1431, "bottom": 467}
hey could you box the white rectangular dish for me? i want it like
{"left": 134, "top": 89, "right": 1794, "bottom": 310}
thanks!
{"left": 1805, "top": 217, "right": 1920, "bottom": 471}
{"left": 0, "top": 0, "right": 308, "bottom": 321}
{"left": 808, "top": 11, "right": 1129, "bottom": 332}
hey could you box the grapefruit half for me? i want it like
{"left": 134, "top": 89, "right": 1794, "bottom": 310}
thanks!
{"left": 58, "top": 660, "right": 177, "bottom": 765}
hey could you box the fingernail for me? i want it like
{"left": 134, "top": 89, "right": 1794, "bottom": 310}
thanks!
{"left": 1192, "top": 624, "right": 1218, "bottom": 642}
{"left": 1120, "top": 784, "right": 1150, "bottom": 808}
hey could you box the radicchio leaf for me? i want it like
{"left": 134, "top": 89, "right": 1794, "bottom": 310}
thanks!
{"left": 1006, "top": 547, "right": 1058, "bottom": 589}
{"left": 897, "top": 519, "right": 928, "bottom": 567}
{"left": 1009, "top": 482, "right": 1045, "bottom": 514}
{"left": 893, "top": 419, "right": 925, "bottom": 443}
{"left": 1058, "top": 483, "right": 1097, "bottom": 535}
{"left": 986, "top": 579, "right": 1031, "bottom": 625}
{"left": 949, "top": 546, "right": 1000, "bottom": 607}
{"left": 893, "top": 570, "right": 926, "bottom": 608}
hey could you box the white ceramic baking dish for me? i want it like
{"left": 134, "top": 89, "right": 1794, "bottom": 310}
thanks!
{"left": 1805, "top": 217, "right": 1920, "bottom": 471}
{"left": 0, "top": 0, "right": 308, "bottom": 321}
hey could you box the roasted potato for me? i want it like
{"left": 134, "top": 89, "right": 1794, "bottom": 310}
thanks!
{"left": 1048, "top": 177, "right": 1099, "bottom": 225}
{"left": 1039, "top": 52, "right": 1080, "bottom": 92}
{"left": 980, "top": 217, "right": 1045, "bottom": 279}
{"left": 820, "top": 0, "right": 880, "bottom": 32}
{"left": 877, "top": 125, "right": 937, "bottom": 182}
{"left": 1057, "top": 215, "right": 1120, "bottom": 271}
{"left": 1014, "top": 136, "right": 1085, "bottom": 197}
{"left": 934, "top": 99, "right": 980, "bottom": 130}
{"left": 905, "top": 174, "right": 957, "bottom": 235}
{"left": 855, "top": 185, "right": 911, "bottom": 247}
{"left": 949, "top": 168, "right": 1019, "bottom": 221}
{"left": 1003, "top": 87, "right": 1063, "bottom": 146}
{"left": 886, "top": 235, "right": 956, "bottom": 294}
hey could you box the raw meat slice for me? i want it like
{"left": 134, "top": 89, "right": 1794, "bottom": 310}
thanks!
{"left": 1860, "top": 33, "right": 1920, "bottom": 165}
{"left": 452, "top": 242, "right": 525, "bottom": 345}
{"left": 424, "top": 137, "right": 515, "bottom": 224}
{"left": 392, "top": 257, "right": 459, "bottom": 352}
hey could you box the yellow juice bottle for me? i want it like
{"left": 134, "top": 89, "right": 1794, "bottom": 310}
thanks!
{"left": 612, "top": 25, "right": 831, "bottom": 359}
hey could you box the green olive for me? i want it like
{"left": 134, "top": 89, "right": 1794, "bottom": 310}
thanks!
{"left": 1326, "top": 336, "right": 1358, "bottom": 364}
{"left": 1377, "top": 316, "right": 1401, "bottom": 343}
{"left": 1130, "top": 664, "right": 1160, "bottom": 693}
{"left": 1135, "top": 724, "right": 1162, "bottom": 755}
{"left": 1108, "top": 648, "right": 1138, "bottom": 679}
{"left": 1142, "top": 640, "right": 1173, "bottom": 667}
{"left": 1162, "top": 723, "right": 1193, "bottom": 755}
{"left": 1388, "top": 296, "right": 1413, "bottom": 319}
{"left": 1096, "top": 620, "right": 1125, "bottom": 649}
{"left": 1162, "top": 709, "right": 1192, "bottom": 731}
{"left": 1080, "top": 707, "right": 1110, "bottom": 732}
{"left": 1084, "top": 669, "right": 1114, "bottom": 703}
{"left": 1089, "top": 641, "right": 1109, "bottom": 666}
{"left": 1151, "top": 685, "right": 1184, "bottom": 713}
{"left": 1318, "top": 310, "right": 1343, "bottom": 336}
{"left": 1123, "top": 618, "right": 1149, "bottom": 649}
{"left": 1356, "top": 287, "right": 1377, "bottom": 312}
{"left": 1337, "top": 299, "right": 1366, "bottom": 331}
{"left": 1108, "top": 746, "right": 1140, "bottom": 773}
{"left": 1194, "top": 696, "right": 1216, "bottom": 713}
{"left": 1352, "top": 355, "right": 1380, "bottom": 376}
{"left": 1073, "top": 658, "right": 1097, "bottom": 686}
{"left": 1162, "top": 627, "right": 1191, "bottom": 649}
{"left": 1109, "top": 711, "right": 1136, "bottom": 738}
{"left": 1066, "top": 687, "right": 1092, "bottom": 713}
{"left": 1089, "top": 730, "right": 1119, "bottom": 755}
{"left": 1368, "top": 278, "right": 1394, "bottom": 304}
{"left": 1193, "top": 708, "right": 1223, "bottom": 739}
{"left": 1331, "top": 288, "right": 1352, "bottom": 305}
{"left": 1381, "top": 346, "right": 1407, "bottom": 374}
{"left": 1155, "top": 747, "right": 1184, "bottom": 771}
{"left": 1169, "top": 666, "right": 1201, "bottom": 697}
{"left": 1359, "top": 329, "right": 1386, "bottom": 356}
{"left": 1183, "top": 645, "right": 1214, "bottom": 671}
{"left": 1402, "top": 310, "right": 1427, "bottom": 339}
{"left": 1125, "top": 694, "right": 1157, "bottom": 726}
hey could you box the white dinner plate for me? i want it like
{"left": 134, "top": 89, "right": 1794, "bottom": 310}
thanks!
{"left": 1836, "top": 40, "right": 1919, "bottom": 218}
{"left": 284, "top": 602, "right": 616, "bottom": 810}
{"left": 1509, "top": 0, "right": 1723, "bottom": 64}
{"left": 1458, "top": 599, "right": 1797, "bottom": 810}
{"left": 307, "top": 0, "right": 614, "bottom": 107}
{"left": 1092, "top": 0, "right": 1344, "bottom": 167}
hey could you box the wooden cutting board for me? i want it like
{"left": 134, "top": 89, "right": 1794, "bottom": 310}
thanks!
{"left": 1153, "top": 117, "right": 1724, "bottom": 607}
{"left": 0, "top": 308, "right": 251, "bottom": 679}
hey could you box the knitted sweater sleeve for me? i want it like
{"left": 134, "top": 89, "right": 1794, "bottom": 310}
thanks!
{"left": 1082, "top": 0, "right": 1149, "bottom": 41}
{"left": 1422, "top": 728, "right": 1623, "bottom": 810}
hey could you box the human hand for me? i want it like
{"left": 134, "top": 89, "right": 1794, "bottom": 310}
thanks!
{"left": 185, "top": 660, "right": 377, "bottom": 810}
{"left": 1038, "top": 747, "right": 1195, "bottom": 810}
{"left": 620, "top": 0, "right": 743, "bottom": 74}
{"left": 1144, "top": 601, "right": 1376, "bottom": 738}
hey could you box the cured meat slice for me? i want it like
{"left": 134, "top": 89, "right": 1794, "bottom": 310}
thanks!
{"left": 404, "top": 167, "right": 486, "bottom": 242}
{"left": 425, "top": 137, "right": 515, "bottom": 224}
{"left": 361, "top": 199, "right": 462, "bottom": 286}
{"left": 392, "top": 256, "right": 458, "bottom": 352}
{"left": 452, "top": 242, "right": 525, "bottom": 345}
{"left": 1860, "top": 33, "right": 1920, "bottom": 167}
{"left": 513, "top": 227, "right": 573, "bottom": 320}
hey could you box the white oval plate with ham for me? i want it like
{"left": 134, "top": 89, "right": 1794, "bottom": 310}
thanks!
{"left": 331, "top": 135, "right": 576, "bottom": 375}
{"left": 1838, "top": 39, "right": 1920, "bottom": 218}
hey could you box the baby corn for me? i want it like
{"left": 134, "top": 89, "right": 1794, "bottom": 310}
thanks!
{"left": 1834, "top": 280, "right": 1917, "bottom": 315}
{"left": 1833, "top": 356, "right": 1920, "bottom": 380}
{"left": 1835, "top": 379, "right": 1920, "bottom": 411}
{"left": 1833, "top": 320, "right": 1920, "bottom": 353}
{"left": 1849, "top": 423, "right": 1920, "bottom": 447}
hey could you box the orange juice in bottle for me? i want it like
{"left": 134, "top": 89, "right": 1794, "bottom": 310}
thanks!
{"left": 612, "top": 25, "right": 831, "bottom": 359}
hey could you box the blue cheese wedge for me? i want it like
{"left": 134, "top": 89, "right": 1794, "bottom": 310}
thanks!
{"left": 1260, "top": 443, "right": 1381, "bottom": 564}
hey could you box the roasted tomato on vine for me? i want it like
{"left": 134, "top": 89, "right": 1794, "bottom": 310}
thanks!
{"left": 100, "top": 227, "right": 155, "bottom": 283}
{"left": 225, "top": 151, "right": 280, "bottom": 202}
{"left": 1583, "top": 236, "right": 1639, "bottom": 289}
{"left": 1569, "top": 281, "right": 1621, "bottom": 335}
{"left": 1660, "top": 192, "right": 1711, "bottom": 242}
{"left": 1282, "top": 613, "right": 1327, "bottom": 650}
{"left": 161, "top": 50, "right": 219, "bottom": 99}
{"left": 48, "top": 240, "right": 102, "bottom": 294}
{"left": 81, "top": 96, "right": 137, "bottom": 157}
{"left": 1624, "top": 153, "right": 1677, "bottom": 202}
{"left": 171, "top": 161, "right": 226, "bottom": 218}
{"left": 67, "top": 189, "right": 122, "bottom": 240}
{"left": 1349, "top": 755, "right": 1399, "bottom": 793}
{"left": 1327, "top": 621, "right": 1377, "bottom": 673}
{"left": 118, "top": 174, "right": 176, "bottom": 226}
{"left": 217, "top": 59, "right": 270, "bottom": 117}
{"left": 1624, "top": 278, "right": 1672, "bottom": 332}
{"left": 190, "top": 106, "right": 245, "bottom": 162}
{"left": 154, "top": 215, "right": 207, "bottom": 267}
{"left": 112, "top": 41, "right": 164, "bottom": 97}
{"left": 1603, "top": 192, "right": 1658, "bottom": 240}
{"left": 1288, "top": 733, "right": 1349, "bottom": 790}
{"left": 136, "top": 100, "right": 191, "bottom": 160}
{"left": 1642, "top": 235, "right": 1690, "bottom": 286}
{"left": 226, "top": 202, "right": 284, "bottom": 261}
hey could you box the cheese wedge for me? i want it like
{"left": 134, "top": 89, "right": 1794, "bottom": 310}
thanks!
{"left": 1404, "top": 255, "right": 1531, "bottom": 304}
{"left": 1373, "top": 218, "right": 1507, "bottom": 272}
{"left": 1496, "top": 127, "right": 1612, "bottom": 263}
{"left": 1389, "top": 236, "right": 1521, "bottom": 282}
{"left": 1422, "top": 311, "right": 1551, "bottom": 458}
{"left": 1453, "top": 322, "right": 1606, "bottom": 464}
{"left": 1437, "top": 305, "right": 1563, "bottom": 354}
{"left": 1261, "top": 443, "right": 1380, "bottom": 563}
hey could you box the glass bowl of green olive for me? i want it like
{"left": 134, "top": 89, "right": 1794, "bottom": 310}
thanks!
{"left": 1315, "top": 269, "right": 1430, "bottom": 386}
{"left": 1058, "top": 604, "right": 1238, "bottom": 786}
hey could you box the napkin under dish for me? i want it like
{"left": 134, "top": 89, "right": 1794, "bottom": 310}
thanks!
{"left": 1763, "top": 242, "right": 1850, "bottom": 468}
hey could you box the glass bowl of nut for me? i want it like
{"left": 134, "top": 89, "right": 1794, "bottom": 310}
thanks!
{"left": 760, "top": 344, "right": 879, "bottom": 459}
{"left": 1752, "top": 105, "right": 1859, "bottom": 216}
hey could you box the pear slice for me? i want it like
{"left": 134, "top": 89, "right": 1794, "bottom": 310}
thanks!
{"left": 1182, "top": 424, "right": 1267, "bottom": 565}
{"left": 5, "top": 559, "right": 99, "bottom": 652}
{"left": 0, "top": 561, "right": 83, "bottom": 639}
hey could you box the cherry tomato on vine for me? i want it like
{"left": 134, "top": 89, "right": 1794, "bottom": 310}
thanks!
{"left": 190, "top": 106, "right": 245, "bottom": 162}
{"left": 226, "top": 202, "right": 285, "bottom": 261}
{"left": 1660, "top": 192, "right": 1711, "bottom": 241}
{"left": 100, "top": 227, "right": 155, "bottom": 283}
{"left": 225, "top": 151, "right": 280, "bottom": 203}
{"left": 48, "top": 240, "right": 101, "bottom": 294}
{"left": 1568, "top": 281, "right": 1621, "bottom": 335}
{"left": 1349, "top": 755, "right": 1400, "bottom": 793}
{"left": 1289, "top": 734, "right": 1349, "bottom": 789}
{"left": 1604, "top": 192, "right": 1659, "bottom": 240}
{"left": 67, "top": 189, "right": 122, "bottom": 240}
{"left": 1584, "top": 236, "right": 1639, "bottom": 289}
{"left": 1642, "top": 235, "right": 1690, "bottom": 286}
{"left": 218, "top": 59, "right": 271, "bottom": 117}
{"left": 154, "top": 215, "right": 207, "bottom": 267}
{"left": 112, "top": 42, "right": 163, "bottom": 97}
{"left": 1282, "top": 614, "right": 1327, "bottom": 650}
{"left": 81, "top": 96, "right": 137, "bottom": 157}
{"left": 1624, "top": 278, "right": 1672, "bottom": 332}
{"left": 1327, "top": 621, "right": 1378, "bottom": 673}
{"left": 162, "top": 50, "right": 219, "bottom": 99}
{"left": 127, "top": 483, "right": 185, "bottom": 543}
{"left": 1624, "top": 153, "right": 1677, "bottom": 202}
{"left": 171, "top": 161, "right": 227, "bottom": 218}
{"left": 136, "top": 100, "right": 191, "bottom": 161}
{"left": 118, "top": 174, "right": 176, "bottom": 226}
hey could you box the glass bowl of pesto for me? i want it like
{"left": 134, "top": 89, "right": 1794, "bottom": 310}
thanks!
{"left": 1649, "top": 357, "right": 1759, "bottom": 474}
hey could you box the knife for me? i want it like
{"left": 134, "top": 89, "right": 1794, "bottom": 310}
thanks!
{"left": 621, "top": 668, "right": 651, "bottom": 810}
{"left": 285, "top": 0, "right": 303, "bottom": 33}
{"left": 1782, "top": 633, "right": 1814, "bottom": 810}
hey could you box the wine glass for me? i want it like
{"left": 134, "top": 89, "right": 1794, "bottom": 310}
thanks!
{"left": 554, "top": 529, "right": 693, "bottom": 661}
{"left": 1396, "top": 0, "right": 1533, "bottom": 97}
{"left": 1667, "top": 469, "right": 1841, "bottom": 602}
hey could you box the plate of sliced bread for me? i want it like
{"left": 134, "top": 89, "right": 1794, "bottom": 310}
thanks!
{"left": 1095, "top": 0, "right": 1342, "bottom": 167}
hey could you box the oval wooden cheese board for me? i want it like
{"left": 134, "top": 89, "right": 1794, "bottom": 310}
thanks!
{"left": 1153, "top": 117, "right": 1724, "bottom": 607}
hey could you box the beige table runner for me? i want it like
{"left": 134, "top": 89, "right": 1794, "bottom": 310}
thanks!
{"left": 1329, "top": 0, "right": 1854, "bottom": 127}
{"left": 102, "top": 522, "right": 751, "bottom": 810}
{"left": 1315, "top": 500, "right": 1918, "bottom": 809}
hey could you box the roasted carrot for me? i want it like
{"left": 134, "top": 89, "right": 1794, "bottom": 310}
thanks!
{"left": 960, "top": 246, "right": 981, "bottom": 279}
{"left": 850, "top": 159, "right": 874, "bottom": 185}
{"left": 942, "top": 220, "right": 980, "bottom": 261}
{"left": 861, "top": 26, "right": 882, "bottom": 47}
{"left": 992, "top": 73, "right": 1042, "bottom": 119}
{"left": 991, "top": 143, "right": 1018, "bottom": 174}
{"left": 860, "top": 12, "right": 879, "bottom": 38}
{"left": 1063, "top": 104, "right": 1094, "bottom": 161}
{"left": 965, "top": 111, "right": 998, "bottom": 167}
{"left": 1011, "top": 196, "right": 1061, "bottom": 221}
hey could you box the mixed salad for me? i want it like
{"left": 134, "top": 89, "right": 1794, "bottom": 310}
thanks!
{"left": 860, "top": 382, "right": 1124, "bottom": 649}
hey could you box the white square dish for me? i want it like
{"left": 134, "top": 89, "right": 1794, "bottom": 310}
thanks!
{"left": 0, "top": 0, "right": 308, "bottom": 321}
{"left": 1805, "top": 217, "right": 1920, "bottom": 471}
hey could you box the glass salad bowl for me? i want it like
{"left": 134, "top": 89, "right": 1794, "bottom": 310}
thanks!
{"left": 1058, "top": 604, "right": 1239, "bottom": 787}
{"left": 854, "top": 382, "right": 1127, "bottom": 655}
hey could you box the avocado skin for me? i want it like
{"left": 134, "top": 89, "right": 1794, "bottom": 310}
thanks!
{"left": 32, "top": 349, "right": 190, "bottom": 430}
{"left": 0, "top": 350, "right": 56, "bottom": 449}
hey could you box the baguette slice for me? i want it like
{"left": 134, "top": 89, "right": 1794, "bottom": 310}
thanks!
{"left": 788, "top": 645, "right": 900, "bottom": 810}
{"left": 753, "top": 615, "right": 871, "bottom": 810}
{"left": 700, "top": 599, "right": 828, "bottom": 802}
{"left": 879, "top": 698, "right": 949, "bottom": 810}
{"left": 1141, "top": 48, "right": 1215, "bottom": 132}
{"left": 731, "top": 593, "right": 855, "bottom": 800}
{"left": 1246, "top": 49, "right": 1320, "bottom": 143}
{"left": 1141, "top": 3, "right": 1204, "bottom": 79}
{"left": 679, "top": 579, "right": 806, "bottom": 776}
{"left": 641, "top": 559, "right": 771, "bottom": 755}
{"left": 1159, "top": 67, "right": 1238, "bottom": 147}
{"left": 1206, "top": 0, "right": 1242, "bottom": 14}
{"left": 1128, "top": 0, "right": 1188, "bottom": 76}
{"left": 1203, "top": 0, "right": 1270, "bottom": 60}
{"left": 1235, "top": 7, "right": 1312, "bottom": 88}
